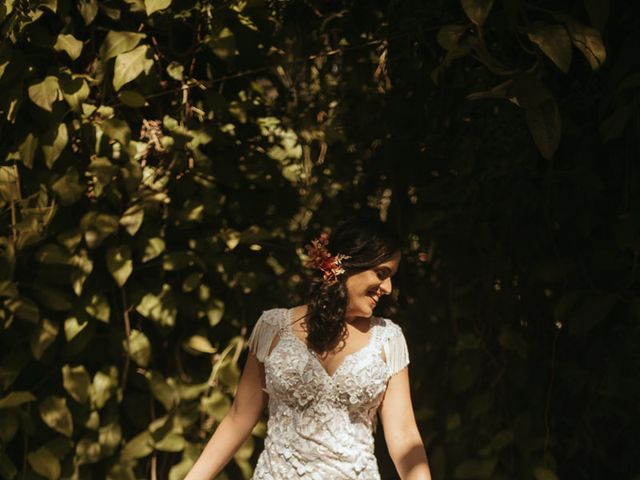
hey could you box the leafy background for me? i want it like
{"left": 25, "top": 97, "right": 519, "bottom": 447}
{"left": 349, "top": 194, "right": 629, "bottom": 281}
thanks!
{"left": 1, "top": 0, "right": 639, "bottom": 479}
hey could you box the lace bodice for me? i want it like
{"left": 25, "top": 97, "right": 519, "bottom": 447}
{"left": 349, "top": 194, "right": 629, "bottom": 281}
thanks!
{"left": 248, "top": 308, "right": 410, "bottom": 479}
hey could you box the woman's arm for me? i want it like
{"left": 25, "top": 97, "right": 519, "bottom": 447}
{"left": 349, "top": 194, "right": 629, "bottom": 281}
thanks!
{"left": 185, "top": 352, "right": 267, "bottom": 480}
{"left": 379, "top": 367, "right": 432, "bottom": 480}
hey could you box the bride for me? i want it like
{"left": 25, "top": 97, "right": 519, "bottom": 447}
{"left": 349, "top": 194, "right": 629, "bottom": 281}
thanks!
{"left": 185, "top": 215, "right": 431, "bottom": 479}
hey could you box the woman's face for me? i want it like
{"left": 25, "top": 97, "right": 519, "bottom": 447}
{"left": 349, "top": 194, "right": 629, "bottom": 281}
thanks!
{"left": 345, "top": 251, "right": 401, "bottom": 320}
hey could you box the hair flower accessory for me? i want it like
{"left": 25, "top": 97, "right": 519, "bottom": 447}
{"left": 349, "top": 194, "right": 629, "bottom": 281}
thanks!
{"left": 304, "top": 232, "right": 350, "bottom": 284}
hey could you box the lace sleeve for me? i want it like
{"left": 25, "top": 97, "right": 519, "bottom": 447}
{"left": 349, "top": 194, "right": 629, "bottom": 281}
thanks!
{"left": 383, "top": 321, "right": 410, "bottom": 376}
{"left": 247, "top": 310, "right": 280, "bottom": 362}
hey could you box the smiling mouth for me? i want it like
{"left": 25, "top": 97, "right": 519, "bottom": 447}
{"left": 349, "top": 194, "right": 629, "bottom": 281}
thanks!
{"left": 367, "top": 293, "right": 379, "bottom": 306}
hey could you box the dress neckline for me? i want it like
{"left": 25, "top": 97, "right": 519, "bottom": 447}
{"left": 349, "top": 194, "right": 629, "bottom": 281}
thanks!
{"left": 285, "top": 307, "right": 379, "bottom": 379}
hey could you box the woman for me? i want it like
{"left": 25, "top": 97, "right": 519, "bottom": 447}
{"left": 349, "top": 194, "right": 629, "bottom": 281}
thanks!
{"left": 185, "top": 215, "right": 431, "bottom": 479}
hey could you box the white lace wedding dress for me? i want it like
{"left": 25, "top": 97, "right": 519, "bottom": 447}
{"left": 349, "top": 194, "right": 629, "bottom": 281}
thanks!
{"left": 247, "top": 308, "right": 410, "bottom": 480}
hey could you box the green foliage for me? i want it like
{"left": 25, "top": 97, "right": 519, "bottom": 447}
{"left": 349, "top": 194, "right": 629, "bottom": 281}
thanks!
{"left": 0, "top": 0, "right": 638, "bottom": 478}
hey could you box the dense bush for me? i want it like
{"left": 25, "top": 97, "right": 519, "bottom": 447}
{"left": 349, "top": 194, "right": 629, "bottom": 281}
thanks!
{"left": 0, "top": 0, "right": 638, "bottom": 479}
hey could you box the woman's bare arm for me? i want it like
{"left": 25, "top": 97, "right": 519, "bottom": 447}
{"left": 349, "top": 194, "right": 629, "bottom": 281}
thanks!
{"left": 379, "top": 367, "right": 432, "bottom": 480}
{"left": 184, "top": 352, "right": 267, "bottom": 480}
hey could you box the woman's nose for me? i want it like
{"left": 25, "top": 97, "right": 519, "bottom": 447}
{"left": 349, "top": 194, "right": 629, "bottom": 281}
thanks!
{"left": 380, "top": 277, "right": 392, "bottom": 295}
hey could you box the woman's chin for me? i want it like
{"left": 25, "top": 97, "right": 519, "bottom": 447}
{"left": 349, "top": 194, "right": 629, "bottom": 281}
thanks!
{"left": 346, "top": 306, "right": 373, "bottom": 320}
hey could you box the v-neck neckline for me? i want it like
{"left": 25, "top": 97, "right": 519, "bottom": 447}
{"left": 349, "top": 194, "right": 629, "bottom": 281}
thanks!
{"left": 285, "top": 308, "right": 378, "bottom": 380}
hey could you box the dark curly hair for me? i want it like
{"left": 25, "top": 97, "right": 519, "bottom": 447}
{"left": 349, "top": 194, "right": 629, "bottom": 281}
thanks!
{"left": 304, "top": 214, "right": 401, "bottom": 353}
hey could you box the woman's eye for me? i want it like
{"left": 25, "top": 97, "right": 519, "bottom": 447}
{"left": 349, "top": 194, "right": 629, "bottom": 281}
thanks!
{"left": 376, "top": 270, "right": 388, "bottom": 280}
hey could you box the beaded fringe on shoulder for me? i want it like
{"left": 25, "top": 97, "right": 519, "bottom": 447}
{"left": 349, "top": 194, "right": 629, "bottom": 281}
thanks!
{"left": 383, "top": 326, "right": 410, "bottom": 376}
{"left": 248, "top": 312, "right": 280, "bottom": 363}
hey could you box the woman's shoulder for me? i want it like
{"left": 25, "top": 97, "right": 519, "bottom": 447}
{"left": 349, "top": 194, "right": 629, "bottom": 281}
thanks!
{"left": 258, "top": 307, "right": 290, "bottom": 326}
{"left": 375, "top": 316, "right": 406, "bottom": 338}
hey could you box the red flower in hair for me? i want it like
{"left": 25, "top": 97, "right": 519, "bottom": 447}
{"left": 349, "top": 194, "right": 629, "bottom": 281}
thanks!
{"left": 304, "top": 232, "right": 350, "bottom": 284}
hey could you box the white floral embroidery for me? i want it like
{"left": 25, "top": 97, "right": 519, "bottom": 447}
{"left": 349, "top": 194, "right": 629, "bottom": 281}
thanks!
{"left": 249, "top": 308, "right": 410, "bottom": 479}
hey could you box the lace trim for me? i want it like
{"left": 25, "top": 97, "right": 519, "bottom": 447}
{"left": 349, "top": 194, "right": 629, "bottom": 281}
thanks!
{"left": 283, "top": 309, "right": 382, "bottom": 379}
{"left": 382, "top": 321, "right": 410, "bottom": 376}
{"left": 248, "top": 310, "right": 282, "bottom": 362}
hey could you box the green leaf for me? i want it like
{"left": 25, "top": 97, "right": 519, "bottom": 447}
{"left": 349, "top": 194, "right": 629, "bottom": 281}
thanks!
{"left": 106, "top": 245, "right": 133, "bottom": 287}
{"left": 200, "top": 390, "right": 230, "bottom": 421}
{"left": 108, "top": 463, "right": 137, "bottom": 480}
{"left": 5, "top": 296, "right": 40, "bottom": 322}
{"left": 118, "top": 90, "right": 148, "bottom": 107}
{"left": 169, "top": 456, "right": 195, "bottom": 480}
{"left": 175, "top": 380, "right": 208, "bottom": 401}
{"left": 59, "top": 75, "right": 90, "bottom": 113}
{"left": 0, "top": 353, "right": 30, "bottom": 390}
{"left": 39, "top": 395, "right": 73, "bottom": 437}
{"left": 567, "top": 20, "right": 606, "bottom": 69}
{"left": 183, "top": 335, "right": 216, "bottom": 354}
{"left": 120, "top": 205, "right": 144, "bottom": 235}
{"left": 207, "top": 298, "right": 225, "bottom": 327}
{"left": 127, "top": 329, "right": 151, "bottom": 367}
{"left": 461, "top": 0, "right": 494, "bottom": 26}
{"left": 40, "top": 0, "right": 57, "bottom": 13}
{"left": 99, "top": 422, "right": 122, "bottom": 453}
{"left": 0, "top": 391, "right": 36, "bottom": 408}
{"left": 163, "top": 251, "right": 195, "bottom": 270}
{"left": 18, "top": 133, "right": 38, "bottom": 168}
{"left": 507, "top": 73, "right": 552, "bottom": 108}
{"left": 135, "top": 285, "right": 176, "bottom": 326}
{"left": 453, "top": 457, "right": 497, "bottom": 479}
{"left": 44, "top": 436, "right": 73, "bottom": 458}
{"left": 101, "top": 118, "right": 132, "bottom": 145}
{"left": 142, "top": 237, "right": 165, "bottom": 262}
{"left": 99, "top": 31, "right": 146, "bottom": 60}
{"left": 145, "top": 0, "right": 172, "bottom": 15}
{"left": 28, "top": 76, "right": 62, "bottom": 112}
{"left": 121, "top": 430, "right": 153, "bottom": 460}
{"left": 85, "top": 411, "right": 100, "bottom": 430}
{"left": 34, "top": 283, "right": 73, "bottom": 311}
{"left": 182, "top": 272, "right": 203, "bottom": 292}
{"left": 437, "top": 25, "right": 468, "bottom": 51}
{"left": 123, "top": 0, "right": 146, "bottom": 12}
{"left": 91, "top": 367, "right": 118, "bottom": 409}
{"left": 54, "top": 34, "right": 83, "bottom": 60}
{"left": 64, "top": 316, "right": 88, "bottom": 341}
{"left": 81, "top": 213, "right": 119, "bottom": 248}
{"left": 52, "top": 167, "right": 85, "bottom": 205}
{"left": 0, "top": 451, "right": 17, "bottom": 479}
{"left": 0, "top": 409, "right": 19, "bottom": 442}
{"left": 153, "top": 432, "right": 185, "bottom": 452}
{"left": 41, "top": 122, "right": 68, "bottom": 168}
{"left": 525, "top": 97, "right": 561, "bottom": 160}
{"left": 0, "top": 166, "right": 19, "bottom": 202}
{"left": 218, "top": 360, "right": 240, "bottom": 389}
{"left": 30, "top": 318, "right": 59, "bottom": 359}
{"left": 234, "top": 436, "right": 254, "bottom": 461}
{"left": 527, "top": 25, "right": 572, "bottom": 73}
{"left": 101, "top": 3, "right": 122, "bottom": 19}
{"left": 75, "top": 436, "right": 101, "bottom": 465}
{"left": 27, "top": 447, "right": 60, "bottom": 480}
{"left": 113, "top": 45, "right": 153, "bottom": 91}
{"left": 166, "top": 61, "right": 184, "bottom": 81}
{"left": 534, "top": 467, "right": 559, "bottom": 480}
{"left": 84, "top": 293, "right": 110, "bottom": 323}
{"left": 77, "top": 0, "right": 98, "bottom": 25}
{"left": 146, "top": 371, "right": 177, "bottom": 410}
{"left": 62, "top": 364, "right": 91, "bottom": 403}
{"left": 35, "top": 244, "right": 71, "bottom": 264}
{"left": 87, "top": 156, "right": 119, "bottom": 187}
{"left": 207, "top": 28, "right": 236, "bottom": 59}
